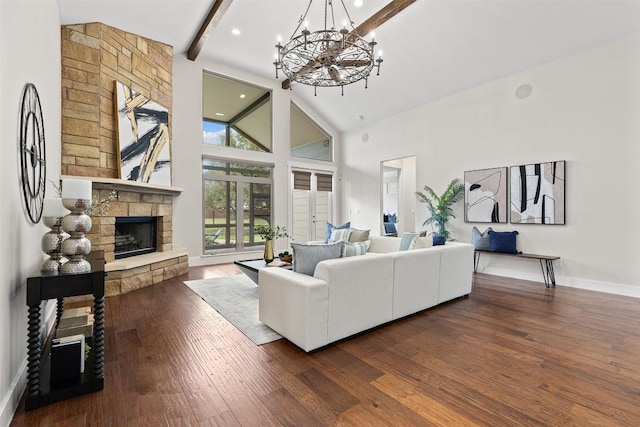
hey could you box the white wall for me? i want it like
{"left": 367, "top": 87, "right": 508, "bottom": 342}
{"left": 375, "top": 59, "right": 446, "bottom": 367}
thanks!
{"left": 0, "top": 0, "right": 62, "bottom": 424}
{"left": 341, "top": 34, "right": 640, "bottom": 297}
{"left": 171, "top": 55, "right": 341, "bottom": 266}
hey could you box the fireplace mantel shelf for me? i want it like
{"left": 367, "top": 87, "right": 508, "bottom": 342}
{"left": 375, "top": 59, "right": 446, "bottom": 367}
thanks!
{"left": 61, "top": 175, "right": 183, "bottom": 196}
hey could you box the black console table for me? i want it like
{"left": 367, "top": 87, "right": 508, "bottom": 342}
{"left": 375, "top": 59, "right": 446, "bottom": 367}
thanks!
{"left": 25, "top": 252, "right": 105, "bottom": 410}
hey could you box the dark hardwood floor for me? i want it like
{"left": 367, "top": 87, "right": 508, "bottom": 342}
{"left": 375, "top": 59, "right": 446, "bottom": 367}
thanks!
{"left": 11, "top": 265, "right": 640, "bottom": 426}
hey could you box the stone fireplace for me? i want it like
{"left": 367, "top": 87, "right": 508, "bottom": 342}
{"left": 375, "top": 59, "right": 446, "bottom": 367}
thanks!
{"left": 59, "top": 23, "right": 187, "bottom": 296}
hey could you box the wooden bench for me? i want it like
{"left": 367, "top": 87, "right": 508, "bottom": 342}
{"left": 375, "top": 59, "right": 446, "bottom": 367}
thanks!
{"left": 473, "top": 250, "right": 560, "bottom": 288}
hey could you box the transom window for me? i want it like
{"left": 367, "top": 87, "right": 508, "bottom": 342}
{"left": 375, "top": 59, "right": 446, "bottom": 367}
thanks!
{"left": 202, "top": 72, "right": 272, "bottom": 152}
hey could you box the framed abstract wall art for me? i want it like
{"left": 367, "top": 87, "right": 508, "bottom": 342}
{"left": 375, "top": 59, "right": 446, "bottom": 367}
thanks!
{"left": 464, "top": 167, "right": 508, "bottom": 223}
{"left": 510, "top": 160, "right": 565, "bottom": 225}
{"left": 115, "top": 81, "right": 171, "bottom": 185}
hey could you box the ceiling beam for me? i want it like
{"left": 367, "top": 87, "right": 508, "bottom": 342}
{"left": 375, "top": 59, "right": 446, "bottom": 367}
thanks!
{"left": 281, "top": 0, "right": 416, "bottom": 89}
{"left": 187, "top": 0, "right": 234, "bottom": 61}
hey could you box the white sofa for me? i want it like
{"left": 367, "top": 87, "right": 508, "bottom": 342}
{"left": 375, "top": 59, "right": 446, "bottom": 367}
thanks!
{"left": 258, "top": 236, "right": 474, "bottom": 351}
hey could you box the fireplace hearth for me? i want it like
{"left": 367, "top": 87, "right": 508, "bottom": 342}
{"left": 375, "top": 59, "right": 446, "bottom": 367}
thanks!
{"left": 115, "top": 216, "right": 158, "bottom": 259}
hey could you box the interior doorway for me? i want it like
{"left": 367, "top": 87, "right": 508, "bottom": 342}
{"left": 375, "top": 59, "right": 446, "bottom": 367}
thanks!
{"left": 381, "top": 156, "right": 417, "bottom": 236}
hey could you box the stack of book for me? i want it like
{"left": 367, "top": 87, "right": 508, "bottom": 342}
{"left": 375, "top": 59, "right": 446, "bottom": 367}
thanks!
{"left": 50, "top": 334, "right": 85, "bottom": 383}
{"left": 50, "top": 306, "right": 93, "bottom": 383}
{"left": 55, "top": 306, "right": 94, "bottom": 339}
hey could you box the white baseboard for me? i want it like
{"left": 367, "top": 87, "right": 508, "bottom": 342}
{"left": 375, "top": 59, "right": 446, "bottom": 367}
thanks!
{"left": 189, "top": 251, "right": 262, "bottom": 267}
{"left": 478, "top": 266, "right": 640, "bottom": 298}
{"left": 0, "top": 301, "right": 57, "bottom": 426}
{"left": 0, "top": 359, "right": 27, "bottom": 427}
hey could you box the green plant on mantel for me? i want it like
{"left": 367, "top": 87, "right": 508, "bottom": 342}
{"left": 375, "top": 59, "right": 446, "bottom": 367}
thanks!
{"left": 416, "top": 178, "right": 464, "bottom": 240}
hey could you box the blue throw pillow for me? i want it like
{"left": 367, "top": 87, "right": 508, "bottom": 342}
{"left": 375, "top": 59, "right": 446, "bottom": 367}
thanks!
{"left": 471, "top": 226, "right": 493, "bottom": 251}
{"left": 324, "top": 221, "right": 350, "bottom": 243}
{"left": 488, "top": 230, "right": 520, "bottom": 254}
{"left": 432, "top": 233, "right": 446, "bottom": 246}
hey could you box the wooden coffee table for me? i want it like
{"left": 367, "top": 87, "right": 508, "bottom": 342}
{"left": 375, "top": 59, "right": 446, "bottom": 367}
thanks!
{"left": 234, "top": 258, "right": 292, "bottom": 285}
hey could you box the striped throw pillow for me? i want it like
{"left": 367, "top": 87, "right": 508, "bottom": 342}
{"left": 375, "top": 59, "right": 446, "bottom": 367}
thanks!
{"left": 341, "top": 240, "right": 371, "bottom": 257}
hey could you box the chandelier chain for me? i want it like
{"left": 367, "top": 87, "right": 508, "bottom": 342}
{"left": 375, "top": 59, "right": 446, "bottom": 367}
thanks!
{"left": 290, "top": 0, "right": 314, "bottom": 40}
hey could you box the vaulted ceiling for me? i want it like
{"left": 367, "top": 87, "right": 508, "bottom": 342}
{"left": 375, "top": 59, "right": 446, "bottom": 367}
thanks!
{"left": 58, "top": 0, "right": 640, "bottom": 132}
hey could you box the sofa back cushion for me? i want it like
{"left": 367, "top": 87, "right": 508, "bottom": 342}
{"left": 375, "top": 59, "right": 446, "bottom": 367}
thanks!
{"left": 291, "top": 242, "right": 344, "bottom": 275}
{"left": 368, "top": 236, "right": 402, "bottom": 253}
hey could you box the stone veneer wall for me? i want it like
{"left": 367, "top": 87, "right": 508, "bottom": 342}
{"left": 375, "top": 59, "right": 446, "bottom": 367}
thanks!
{"left": 61, "top": 22, "right": 172, "bottom": 178}
{"left": 61, "top": 23, "right": 186, "bottom": 296}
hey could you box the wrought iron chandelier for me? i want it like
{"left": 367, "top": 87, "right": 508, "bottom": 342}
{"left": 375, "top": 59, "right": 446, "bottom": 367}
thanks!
{"left": 273, "top": 0, "right": 383, "bottom": 95}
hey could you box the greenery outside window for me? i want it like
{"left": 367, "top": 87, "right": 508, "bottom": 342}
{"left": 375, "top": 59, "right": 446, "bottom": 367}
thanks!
{"left": 203, "top": 158, "right": 273, "bottom": 253}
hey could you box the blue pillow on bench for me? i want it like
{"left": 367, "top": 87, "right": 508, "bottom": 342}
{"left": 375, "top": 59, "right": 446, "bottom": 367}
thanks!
{"left": 488, "top": 230, "right": 520, "bottom": 254}
{"left": 471, "top": 226, "right": 493, "bottom": 251}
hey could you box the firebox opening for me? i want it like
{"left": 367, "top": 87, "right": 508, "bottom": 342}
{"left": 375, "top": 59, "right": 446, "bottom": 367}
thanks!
{"left": 114, "top": 216, "right": 158, "bottom": 259}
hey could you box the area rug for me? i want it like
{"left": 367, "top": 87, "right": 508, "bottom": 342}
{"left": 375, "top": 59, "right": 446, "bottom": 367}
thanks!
{"left": 183, "top": 275, "right": 282, "bottom": 345}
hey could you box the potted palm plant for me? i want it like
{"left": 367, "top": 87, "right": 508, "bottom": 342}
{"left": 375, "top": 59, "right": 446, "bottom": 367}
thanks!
{"left": 416, "top": 178, "right": 464, "bottom": 241}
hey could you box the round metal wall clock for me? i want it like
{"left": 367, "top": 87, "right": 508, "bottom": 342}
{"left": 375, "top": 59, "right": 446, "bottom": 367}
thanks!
{"left": 19, "top": 83, "right": 46, "bottom": 223}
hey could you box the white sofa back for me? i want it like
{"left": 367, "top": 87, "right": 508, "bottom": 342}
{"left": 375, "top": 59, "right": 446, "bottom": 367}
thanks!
{"left": 259, "top": 237, "right": 473, "bottom": 351}
{"left": 314, "top": 253, "right": 393, "bottom": 343}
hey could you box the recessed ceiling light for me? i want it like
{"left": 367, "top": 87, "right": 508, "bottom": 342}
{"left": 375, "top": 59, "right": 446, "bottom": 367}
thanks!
{"left": 354, "top": 0, "right": 363, "bottom": 7}
{"left": 240, "top": 94, "right": 246, "bottom": 99}
{"left": 231, "top": 28, "right": 241, "bottom": 36}
{"left": 215, "top": 112, "right": 225, "bottom": 116}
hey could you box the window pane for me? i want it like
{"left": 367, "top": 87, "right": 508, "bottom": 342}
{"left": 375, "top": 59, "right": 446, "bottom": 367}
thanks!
{"left": 203, "top": 120, "right": 226, "bottom": 146}
{"left": 204, "top": 180, "right": 237, "bottom": 249}
{"left": 246, "top": 182, "right": 271, "bottom": 245}
{"left": 290, "top": 103, "right": 332, "bottom": 162}
{"left": 202, "top": 72, "right": 272, "bottom": 152}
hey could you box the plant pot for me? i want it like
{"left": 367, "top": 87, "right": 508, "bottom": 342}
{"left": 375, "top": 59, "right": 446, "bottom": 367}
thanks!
{"left": 280, "top": 256, "right": 292, "bottom": 263}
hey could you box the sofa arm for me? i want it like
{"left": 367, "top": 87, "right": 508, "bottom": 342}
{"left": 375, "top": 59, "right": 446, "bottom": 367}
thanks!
{"left": 258, "top": 268, "right": 329, "bottom": 352}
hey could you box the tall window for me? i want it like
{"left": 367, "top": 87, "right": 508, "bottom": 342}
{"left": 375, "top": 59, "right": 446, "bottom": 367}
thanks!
{"left": 203, "top": 158, "right": 273, "bottom": 253}
{"left": 202, "top": 72, "right": 272, "bottom": 152}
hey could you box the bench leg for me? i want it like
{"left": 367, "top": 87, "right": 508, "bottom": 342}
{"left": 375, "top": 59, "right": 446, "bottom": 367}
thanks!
{"left": 539, "top": 259, "right": 556, "bottom": 288}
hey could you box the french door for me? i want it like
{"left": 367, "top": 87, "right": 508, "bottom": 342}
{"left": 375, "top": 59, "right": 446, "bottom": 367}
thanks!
{"left": 291, "top": 170, "right": 334, "bottom": 243}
